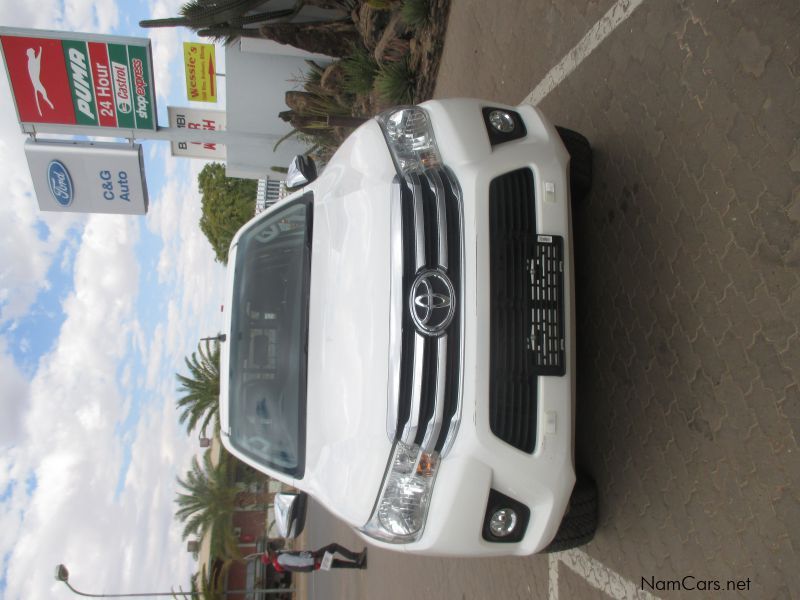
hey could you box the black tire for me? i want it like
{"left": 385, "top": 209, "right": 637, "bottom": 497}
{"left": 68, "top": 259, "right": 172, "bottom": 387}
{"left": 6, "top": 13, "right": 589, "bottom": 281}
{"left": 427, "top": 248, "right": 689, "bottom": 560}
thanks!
{"left": 543, "top": 473, "right": 598, "bottom": 552}
{"left": 556, "top": 126, "right": 593, "bottom": 202}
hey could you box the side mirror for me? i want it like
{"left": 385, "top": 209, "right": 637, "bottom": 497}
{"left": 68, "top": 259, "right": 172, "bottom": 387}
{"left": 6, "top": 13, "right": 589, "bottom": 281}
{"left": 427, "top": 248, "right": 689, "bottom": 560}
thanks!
{"left": 287, "top": 155, "right": 317, "bottom": 187}
{"left": 274, "top": 492, "right": 308, "bottom": 539}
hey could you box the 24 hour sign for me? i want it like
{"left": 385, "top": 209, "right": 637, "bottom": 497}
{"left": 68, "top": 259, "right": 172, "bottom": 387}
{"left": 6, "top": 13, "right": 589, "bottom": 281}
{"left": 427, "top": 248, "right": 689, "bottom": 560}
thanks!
{"left": 0, "top": 28, "right": 156, "bottom": 131}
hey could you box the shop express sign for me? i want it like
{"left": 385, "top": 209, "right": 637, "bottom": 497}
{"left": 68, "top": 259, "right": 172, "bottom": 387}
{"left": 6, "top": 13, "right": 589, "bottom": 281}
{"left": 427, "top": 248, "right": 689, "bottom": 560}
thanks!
{"left": 0, "top": 28, "right": 156, "bottom": 130}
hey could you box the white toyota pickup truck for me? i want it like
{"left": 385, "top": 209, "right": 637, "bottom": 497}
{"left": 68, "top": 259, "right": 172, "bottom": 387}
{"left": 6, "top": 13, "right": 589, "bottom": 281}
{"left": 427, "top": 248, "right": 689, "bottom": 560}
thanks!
{"left": 219, "top": 98, "right": 597, "bottom": 556}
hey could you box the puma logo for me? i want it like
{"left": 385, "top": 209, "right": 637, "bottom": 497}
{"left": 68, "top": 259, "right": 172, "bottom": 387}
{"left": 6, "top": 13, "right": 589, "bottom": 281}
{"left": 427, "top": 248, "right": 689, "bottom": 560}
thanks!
{"left": 26, "top": 46, "right": 54, "bottom": 116}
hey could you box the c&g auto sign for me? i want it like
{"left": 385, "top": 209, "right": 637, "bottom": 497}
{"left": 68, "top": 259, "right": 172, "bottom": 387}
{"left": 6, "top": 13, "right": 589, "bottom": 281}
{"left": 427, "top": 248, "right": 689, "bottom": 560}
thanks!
{"left": 0, "top": 27, "right": 156, "bottom": 130}
{"left": 25, "top": 139, "right": 149, "bottom": 215}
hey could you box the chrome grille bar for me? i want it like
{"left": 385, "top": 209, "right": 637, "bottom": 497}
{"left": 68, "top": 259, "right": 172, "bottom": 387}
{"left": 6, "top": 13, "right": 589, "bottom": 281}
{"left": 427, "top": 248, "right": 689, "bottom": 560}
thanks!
{"left": 386, "top": 181, "right": 404, "bottom": 439}
{"left": 401, "top": 333, "right": 426, "bottom": 444}
{"left": 436, "top": 168, "right": 464, "bottom": 458}
{"left": 424, "top": 169, "right": 448, "bottom": 270}
{"left": 387, "top": 166, "right": 463, "bottom": 458}
{"left": 419, "top": 335, "right": 447, "bottom": 452}
{"left": 410, "top": 173, "right": 426, "bottom": 271}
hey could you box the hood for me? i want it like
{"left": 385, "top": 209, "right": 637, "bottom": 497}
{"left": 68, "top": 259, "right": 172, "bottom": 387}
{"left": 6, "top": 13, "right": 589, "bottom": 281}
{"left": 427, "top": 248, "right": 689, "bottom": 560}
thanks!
{"left": 301, "top": 120, "right": 397, "bottom": 526}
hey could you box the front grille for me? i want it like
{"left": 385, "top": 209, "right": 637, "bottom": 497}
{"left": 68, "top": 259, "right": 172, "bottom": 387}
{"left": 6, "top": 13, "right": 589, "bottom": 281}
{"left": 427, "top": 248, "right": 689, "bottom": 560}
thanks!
{"left": 388, "top": 167, "right": 463, "bottom": 456}
{"left": 488, "top": 169, "right": 565, "bottom": 454}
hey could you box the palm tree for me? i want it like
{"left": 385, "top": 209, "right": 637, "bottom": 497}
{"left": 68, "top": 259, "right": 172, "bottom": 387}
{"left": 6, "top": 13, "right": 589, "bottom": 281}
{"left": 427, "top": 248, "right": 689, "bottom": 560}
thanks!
{"left": 140, "top": 0, "right": 288, "bottom": 29}
{"left": 175, "top": 450, "right": 240, "bottom": 556}
{"left": 176, "top": 340, "right": 221, "bottom": 437}
{"left": 139, "top": 0, "right": 301, "bottom": 44}
{"left": 139, "top": 0, "right": 356, "bottom": 45}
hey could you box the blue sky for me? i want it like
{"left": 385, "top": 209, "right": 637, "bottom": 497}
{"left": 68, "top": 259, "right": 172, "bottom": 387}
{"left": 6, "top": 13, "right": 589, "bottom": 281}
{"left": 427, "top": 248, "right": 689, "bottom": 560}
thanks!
{"left": 0, "top": 1, "right": 232, "bottom": 598}
{"left": 1, "top": 229, "right": 75, "bottom": 376}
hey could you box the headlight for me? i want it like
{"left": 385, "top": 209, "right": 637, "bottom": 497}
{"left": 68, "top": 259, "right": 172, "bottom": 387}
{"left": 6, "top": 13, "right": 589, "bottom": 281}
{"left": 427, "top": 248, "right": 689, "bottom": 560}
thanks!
{"left": 362, "top": 440, "right": 439, "bottom": 543}
{"left": 377, "top": 107, "right": 442, "bottom": 175}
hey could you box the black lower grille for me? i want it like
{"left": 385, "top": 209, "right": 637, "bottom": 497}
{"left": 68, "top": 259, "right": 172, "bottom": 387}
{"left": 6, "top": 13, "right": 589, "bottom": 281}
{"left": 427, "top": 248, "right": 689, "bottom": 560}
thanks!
{"left": 488, "top": 169, "right": 565, "bottom": 454}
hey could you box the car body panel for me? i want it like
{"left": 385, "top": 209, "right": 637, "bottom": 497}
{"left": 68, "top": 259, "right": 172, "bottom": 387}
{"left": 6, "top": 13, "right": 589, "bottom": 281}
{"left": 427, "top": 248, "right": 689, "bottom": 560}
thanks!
{"left": 220, "top": 99, "right": 577, "bottom": 555}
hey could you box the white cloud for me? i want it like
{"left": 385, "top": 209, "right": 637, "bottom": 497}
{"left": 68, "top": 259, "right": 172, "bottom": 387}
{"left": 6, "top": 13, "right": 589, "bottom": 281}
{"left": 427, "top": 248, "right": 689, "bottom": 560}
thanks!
{"left": 0, "top": 2, "right": 61, "bottom": 30}
{"left": 0, "top": 4, "right": 230, "bottom": 598}
{"left": 23, "top": 215, "right": 140, "bottom": 448}
{"left": 0, "top": 339, "right": 29, "bottom": 446}
{"left": 63, "top": 0, "right": 120, "bottom": 33}
{"left": 0, "top": 97, "right": 83, "bottom": 324}
{"left": 145, "top": 322, "right": 165, "bottom": 388}
{"left": 147, "top": 157, "right": 226, "bottom": 338}
{"left": 0, "top": 151, "right": 226, "bottom": 600}
{"left": 0, "top": 205, "right": 220, "bottom": 599}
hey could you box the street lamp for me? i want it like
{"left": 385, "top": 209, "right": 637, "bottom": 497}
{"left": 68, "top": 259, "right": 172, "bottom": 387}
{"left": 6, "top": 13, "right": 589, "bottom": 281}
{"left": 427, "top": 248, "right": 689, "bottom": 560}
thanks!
{"left": 54, "top": 564, "right": 200, "bottom": 598}
{"left": 55, "top": 563, "right": 292, "bottom": 598}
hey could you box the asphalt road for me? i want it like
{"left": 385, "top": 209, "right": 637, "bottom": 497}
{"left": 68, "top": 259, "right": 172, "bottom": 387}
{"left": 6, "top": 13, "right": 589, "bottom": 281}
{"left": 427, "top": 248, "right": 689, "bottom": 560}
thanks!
{"left": 301, "top": 1, "right": 799, "bottom": 598}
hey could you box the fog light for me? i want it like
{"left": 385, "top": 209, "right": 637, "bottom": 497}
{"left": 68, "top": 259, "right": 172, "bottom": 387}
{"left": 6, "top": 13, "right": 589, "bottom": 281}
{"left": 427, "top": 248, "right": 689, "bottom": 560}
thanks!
{"left": 488, "top": 110, "right": 516, "bottom": 133}
{"left": 489, "top": 508, "right": 518, "bottom": 537}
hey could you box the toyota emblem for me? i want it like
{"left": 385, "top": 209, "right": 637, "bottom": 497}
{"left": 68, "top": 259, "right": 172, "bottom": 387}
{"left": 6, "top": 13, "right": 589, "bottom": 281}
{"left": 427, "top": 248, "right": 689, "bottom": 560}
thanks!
{"left": 409, "top": 270, "right": 456, "bottom": 336}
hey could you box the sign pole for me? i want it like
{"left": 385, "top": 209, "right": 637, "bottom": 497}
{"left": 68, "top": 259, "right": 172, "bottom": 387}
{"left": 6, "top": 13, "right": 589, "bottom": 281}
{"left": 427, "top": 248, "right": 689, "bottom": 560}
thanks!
{"left": 22, "top": 122, "right": 282, "bottom": 146}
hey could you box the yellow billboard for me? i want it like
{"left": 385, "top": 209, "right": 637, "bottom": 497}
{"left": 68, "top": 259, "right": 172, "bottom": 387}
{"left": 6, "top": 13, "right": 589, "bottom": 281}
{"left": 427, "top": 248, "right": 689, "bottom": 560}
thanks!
{"left": 183, "top": 42, "right": 217, "bottom": 102}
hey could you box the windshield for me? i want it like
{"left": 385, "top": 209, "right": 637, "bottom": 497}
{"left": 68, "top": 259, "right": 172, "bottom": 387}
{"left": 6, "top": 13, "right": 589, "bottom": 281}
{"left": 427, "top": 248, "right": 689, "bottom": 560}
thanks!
{"left": 228, "top": 197, "right": 312, "bottom": 478}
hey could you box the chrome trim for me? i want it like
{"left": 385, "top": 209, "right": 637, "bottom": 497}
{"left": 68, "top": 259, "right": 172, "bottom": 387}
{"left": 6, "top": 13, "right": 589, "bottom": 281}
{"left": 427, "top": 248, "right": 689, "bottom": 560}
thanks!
{"left": 385, "top": 166, "right": 464, "bottom": 457}
{"left": 386, "top": 181, "right": 404, "bottom": 439}
{"left": 420, "top": 335, "right": 448, "bottom": 453}
{"left": 438, "top": 168, "right": 465, "bottom": 458}
{"left": 424, "top": 169, "right": 448, "bottom": 269}
{"left": 410, "top": 174, "right": 426, "bottom": 271}
{"left": 401, "top": 333, "right": 426, "bottom": 444}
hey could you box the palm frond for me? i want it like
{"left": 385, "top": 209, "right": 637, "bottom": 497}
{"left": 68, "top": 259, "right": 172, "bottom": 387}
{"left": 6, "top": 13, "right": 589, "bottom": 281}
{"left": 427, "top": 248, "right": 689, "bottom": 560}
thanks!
{"left": 176, "top": 340, "right": 221, "bottom": 436}
{"left": 174, "top": 450, "right": 237, "bottom": 541}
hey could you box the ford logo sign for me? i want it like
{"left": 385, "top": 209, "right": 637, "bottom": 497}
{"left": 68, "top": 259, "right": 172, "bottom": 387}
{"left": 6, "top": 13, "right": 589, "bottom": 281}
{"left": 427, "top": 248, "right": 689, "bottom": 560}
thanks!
{"left": 47, "top": 160, "right": 74, "bottom": 207}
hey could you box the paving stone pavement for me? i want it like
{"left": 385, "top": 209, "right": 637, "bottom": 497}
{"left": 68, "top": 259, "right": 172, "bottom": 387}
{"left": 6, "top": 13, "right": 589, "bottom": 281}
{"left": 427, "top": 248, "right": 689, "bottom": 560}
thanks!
{"left": 304, "top": 2, "right": 799, "bottom": 598}
{"left": 435, "top": 0, "right": 800, "bottom": 598}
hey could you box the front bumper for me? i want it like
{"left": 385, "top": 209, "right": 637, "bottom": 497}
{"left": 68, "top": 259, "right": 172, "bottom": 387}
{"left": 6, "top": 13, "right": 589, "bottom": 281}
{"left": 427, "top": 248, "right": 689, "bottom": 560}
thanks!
{"left": 362, "top": 99, "right": 576, "bottom": 556}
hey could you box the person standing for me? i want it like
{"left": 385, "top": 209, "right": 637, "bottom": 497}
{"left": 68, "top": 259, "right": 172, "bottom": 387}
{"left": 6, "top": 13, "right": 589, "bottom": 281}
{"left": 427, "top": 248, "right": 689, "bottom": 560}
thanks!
{"left": 262, "top": 542, "right": 367, "bottom": 572}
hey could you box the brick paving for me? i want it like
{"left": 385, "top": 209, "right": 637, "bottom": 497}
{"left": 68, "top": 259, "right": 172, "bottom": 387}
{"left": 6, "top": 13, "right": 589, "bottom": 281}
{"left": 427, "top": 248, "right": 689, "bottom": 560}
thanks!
{"left": 437, "top": 0, "right": 800, "bottom": 598}
{"left": 305, "top": 1, "right": 800, "bottom": 598}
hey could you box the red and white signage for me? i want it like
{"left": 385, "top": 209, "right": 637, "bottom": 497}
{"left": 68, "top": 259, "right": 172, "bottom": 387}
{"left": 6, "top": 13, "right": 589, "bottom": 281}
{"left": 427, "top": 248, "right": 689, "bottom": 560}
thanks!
{"left": 2, "top": 35, "right": 74, "bottom": 125}
{"left": 168, "top": 106, "right": 226, "bottom": 159}
{"left": 0, "top": 27, "right": 156, "bottom": 130}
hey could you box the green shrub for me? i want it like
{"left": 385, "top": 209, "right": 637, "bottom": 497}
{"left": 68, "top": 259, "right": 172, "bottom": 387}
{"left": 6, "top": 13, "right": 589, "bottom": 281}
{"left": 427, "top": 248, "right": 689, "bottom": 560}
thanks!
{"left": 400, "top": 0, "right": 429, "bottom": 29}
{"left": 292, "top": 60, "right": 353, "bottom": 118}
{"left": 300, "top": 60, "right": 325, "bottom": 88}
{"left": 375, "top": 59, "right": 415, "bottom": 105}
{"left": 342, "top": 46, "right": 379, "bottom": 96}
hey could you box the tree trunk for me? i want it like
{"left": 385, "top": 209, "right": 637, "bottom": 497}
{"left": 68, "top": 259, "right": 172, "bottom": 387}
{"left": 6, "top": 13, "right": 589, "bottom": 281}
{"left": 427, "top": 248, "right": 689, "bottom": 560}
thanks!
{"left": 184, "top": 0, "right": 271, "bottom": 28}
{"left": 198, "top": 26, "right": 266, "bottom": 42}
{"left": 279, "top": 109, "right": 366, "bottom": 130}
{"left": 259, "top": 20, "right": 360, "bottom": 57}
{"left": 141, "top": 0, "right": 286, "bottom": 30}
{"left": 239, "top": 8, "right": 297, "bottom": 24}
{"left": 285, "top": 91, "right": 318, "bottom": 115}
{"left": 139, "top": 16, "right": 189, "bottom": 28}
{"left": 234, "top": 488, "right": 275, "bottom": 509}
{"left": 302, "top": 0, "right": 355, "bottom": 9}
